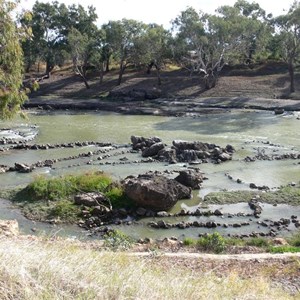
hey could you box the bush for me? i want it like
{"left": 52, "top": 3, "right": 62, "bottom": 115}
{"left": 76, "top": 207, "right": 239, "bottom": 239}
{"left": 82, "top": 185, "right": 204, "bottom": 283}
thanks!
{"left": 20, "top": 172, "right": 116, "bottom": 202}
{"left": 103, "top": 230, "right": 134, "bottom": 251}
{"left": 197, "top": 232, "right": 226, "bottom": 254}
{"left": 49, "top": 200, "right": 81, "bottom": 223}
{"left": 269, "top": 246, "right": 300, "bottom": 253}
{"left": 245, "top": 237, "right": 270, "bottom": 248}
{"left": 68, "top": 171, "right": 112, "bottom": 193}
{"left": 183, "top": 237, "right": 197, "bottom": 246}
{"left": 287, "top": 230, "right": 300, "bottom": 247}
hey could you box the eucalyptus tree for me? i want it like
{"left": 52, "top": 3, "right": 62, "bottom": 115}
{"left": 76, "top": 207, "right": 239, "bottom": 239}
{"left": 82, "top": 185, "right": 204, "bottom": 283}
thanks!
{"left": 274, "top": 1, "right": 300, "bottom": 93}
{"left": 139, "top": 24, "right": 172, "bottom": 85}
{"left": 23, "top": 1, "right": 98, "bottom": 76}
{"left": 103, "top": 19, "right": 148, "bottom": 85}
{"left": 172, "top": 7, "right": 230, "bottom": 89}
{"left": 68, "top": 28, "right": 105, "bottom": 88}
{"left": 172, "top": 2, "right": 271, "bottom": 89}
{"left": 0, "top": 0, "right": 28, "bottom": 118}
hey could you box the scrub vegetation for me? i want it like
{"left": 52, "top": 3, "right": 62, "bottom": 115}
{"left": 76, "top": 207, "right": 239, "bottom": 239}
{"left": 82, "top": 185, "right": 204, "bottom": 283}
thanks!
{"left": 5, "top": 172, "right": 131, "bottom": 223}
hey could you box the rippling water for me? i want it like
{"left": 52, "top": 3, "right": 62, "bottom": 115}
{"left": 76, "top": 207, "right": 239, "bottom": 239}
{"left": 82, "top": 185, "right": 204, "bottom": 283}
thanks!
{"left": 0, "top": 109, "right": 299, "bottom": 238}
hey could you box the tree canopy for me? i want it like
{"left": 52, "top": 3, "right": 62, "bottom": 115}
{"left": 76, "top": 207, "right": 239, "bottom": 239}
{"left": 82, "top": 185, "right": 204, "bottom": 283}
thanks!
{"left": 0, "top": 0, "right": 28, "bottom": 119}
{"left": 2, "top": 0, "right": 299, "bottom": 114}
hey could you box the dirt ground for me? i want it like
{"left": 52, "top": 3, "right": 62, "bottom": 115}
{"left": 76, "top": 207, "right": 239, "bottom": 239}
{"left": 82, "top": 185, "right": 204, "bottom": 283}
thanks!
{"left": 27, "top": 62, "right": 300, "bottom": 101}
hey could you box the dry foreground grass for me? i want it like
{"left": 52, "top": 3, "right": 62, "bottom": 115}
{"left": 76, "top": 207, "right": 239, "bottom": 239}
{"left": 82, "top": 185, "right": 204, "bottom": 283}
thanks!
{"left": 0, "top": 235, "right": 299, "bottom": 300}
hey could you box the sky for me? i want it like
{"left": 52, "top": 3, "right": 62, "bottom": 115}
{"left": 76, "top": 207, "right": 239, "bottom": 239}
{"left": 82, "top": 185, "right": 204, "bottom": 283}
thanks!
{"left": 19, "top": 0, "right": 295, "bottom": 28}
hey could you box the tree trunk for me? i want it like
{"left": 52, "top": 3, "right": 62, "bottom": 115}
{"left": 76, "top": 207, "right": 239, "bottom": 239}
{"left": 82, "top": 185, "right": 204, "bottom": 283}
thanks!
{"left": 99, "top": 62, "right": 104, "bottom": 84}
{"left": 288, "top": 62, "right": 295, "bottom": 93}
{"left": 82, "top": 77, "right": 90, "bottom": 89}
{"left": 105, "top": 57, "right": 110, "bottom": 72}
{"left": 117, "top": 61, "right": 126, "bottom": 85}
{"left": 156, "top": 67, "right": 161, "bottom": 86}
{"left": 45, "top": 61, "right": 54, "bottom": 78}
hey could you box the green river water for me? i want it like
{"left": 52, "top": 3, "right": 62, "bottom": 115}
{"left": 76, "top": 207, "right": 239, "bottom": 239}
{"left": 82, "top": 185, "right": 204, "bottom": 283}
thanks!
{"left": 0, "top": 109, "right": 299, "bottom": 239}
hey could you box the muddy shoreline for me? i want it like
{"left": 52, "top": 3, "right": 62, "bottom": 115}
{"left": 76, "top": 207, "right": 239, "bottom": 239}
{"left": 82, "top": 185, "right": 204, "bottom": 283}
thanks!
{"left": 24, "top": 96, "right": 300, "bottom": 116}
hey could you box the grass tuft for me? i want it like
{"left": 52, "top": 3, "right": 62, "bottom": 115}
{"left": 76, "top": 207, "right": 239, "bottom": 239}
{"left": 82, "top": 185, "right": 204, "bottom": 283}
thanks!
{"left": 0, "top": 237, "right": 295, "bottom": 300}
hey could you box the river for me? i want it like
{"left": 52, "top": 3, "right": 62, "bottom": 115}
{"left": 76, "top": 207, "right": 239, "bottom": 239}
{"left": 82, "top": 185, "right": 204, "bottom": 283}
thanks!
{"left": 0, "top": 109, "right": 299, "bottom": 239}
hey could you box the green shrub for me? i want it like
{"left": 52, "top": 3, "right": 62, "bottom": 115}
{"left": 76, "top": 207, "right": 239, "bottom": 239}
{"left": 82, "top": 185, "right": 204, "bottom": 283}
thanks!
{"left": 197, "top": 232, "right": 226, "bottom": 254}
{"left": 103, "top": 230, "right": 134, "bottom": 251}
{"left": 183, "top": 237, "right": 197, "bottom": 246}
{"left": 245, "top": 237, "right": 270, "bottom": 248}
{"left": 68, "top": 171, "right": 112, "bottom": 193}
{"left": 105, "top": 186, "right": 134, "bottom": 208}
{"left": 287, "top": 230, "right": 300, "bottom": 247}
{"left": 225, "top": 237, "right": 245, "bottom": 247}
{"left": 20, "top": 172, "right": 115, "bottom": 202}
{"left": 49, "top": 200, "right": 81, "bottom": 223}
{"left": 269, "top": 246, "right": 300, "bottom": 253}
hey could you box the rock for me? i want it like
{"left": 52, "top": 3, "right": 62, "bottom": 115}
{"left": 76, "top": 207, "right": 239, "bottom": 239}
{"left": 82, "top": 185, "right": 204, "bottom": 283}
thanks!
{"left": 157, "top": 220, "right": 168, "bottom": 229}
{"left": 214, "top": 209, "right": 223, "bottom": 216}
{"left": 74, "top": 192, "right": 109, "bottom": 207}
{"left": 249, "top": 183, "right": 258, "bottom": 189}
{"left": 206, "top": 221, "right": 217, "bottom": 228}
{"left": 0, "top": 165, "right": 8, "bottom": 173}
{"left": 274, "top": 108, "right": 284, "bottom": 115}
{"left": 225, "top": 144, "right": 235, "bottom": 153}
{"left": 172, "top": 140, "right": 211, "bottom": 151}
{"left": 136, "top": 207, "right": 147, "bottom": 216}
{"left": 92, "top": 206, "right": 111, "bottom": 216}
{"left": 174, "top": 169, "right": 203, "bottom": 189}
{"left": 0, "top": 220, "right": 19, "bottom": 236}
{"left": 14, "top": 162, "right": 33, "bottom": 173}
{"left": 218, "top": 152, "right": 232, "bottom": 161}
{"left": 123, "top": 173, "right": 191, "bottom": 211}
{"left": 131, "top": 136, "right": 161, "bottom": 150}
{"left": 272, "top": 238, "right": 288, "bottom": 245}
{"left": 157, "top": 211, "right": 169, "bottom": 217}
{"left": 248, "top": 198, "right": 263, "bottom": 216}
{"left": 180, "top": 150, "right": 199, "bottom": 162}
{"left": 142, "top": 142, "right": 165, "bottom": 157}
{"left": 157, "top": 148, "right": 177, "bottom": 163}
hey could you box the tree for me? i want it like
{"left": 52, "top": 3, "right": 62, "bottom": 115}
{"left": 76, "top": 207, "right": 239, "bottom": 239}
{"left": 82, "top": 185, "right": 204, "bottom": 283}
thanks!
{"left": 103, "top": 19, "right": 147, "bottom": 85}
{"left": 68, "top": 27, "right": 105, "bottom": 88}
{"left": 23, "top": 1, "right": 98, "bottom": 76}
{"left": 68, "top": 28, "right": 91, "bottom": 89}
{"left": 138, "top": 24, "right": 171, "bottom": 85}
{"left": 274, "top": 1, "right": 300, "bottom": 93}
{"left": 172, "top": 3, "right": 270, "bottom": 89}
{"left": 0, "top": 0, "right": 28, "bottom": 118}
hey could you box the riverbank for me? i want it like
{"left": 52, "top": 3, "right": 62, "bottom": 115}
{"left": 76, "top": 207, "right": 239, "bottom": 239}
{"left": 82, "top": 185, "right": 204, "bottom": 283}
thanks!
{"left": 24, "top": 96, "right": 300, "bottom": 116}
{"left": 24, "top": 62, "right": 300, "bottom": 115}
{"left": 0, "top": 233, "right": 299, "bottom": 299}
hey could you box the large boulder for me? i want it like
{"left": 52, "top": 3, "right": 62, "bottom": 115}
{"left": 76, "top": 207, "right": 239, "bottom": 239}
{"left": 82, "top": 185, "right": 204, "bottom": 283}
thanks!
{"left": 142, "top": 142, "right": 165, "bottom": 157}
{"left": 157, "top": 148, "right": 177, "bottom": 163}
{"left": 174, "top": 170, "right": 204, "bottom": 189}
{"left": 123, "top": 174, "right": 191, "bottom": 211}
{"left": 131, "top": 136, "right": 162, "bottom": 151}
{"left": 172, "top": 140, "right": 213, "bottom": 151}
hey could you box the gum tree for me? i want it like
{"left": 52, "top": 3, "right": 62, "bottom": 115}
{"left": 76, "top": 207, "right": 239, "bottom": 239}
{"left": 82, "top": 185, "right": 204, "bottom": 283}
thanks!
{"left": 0, "top": 0, "right": 28, "bottom": 118}
{"left": 172, "top": 2, "right": 270, "bottom": 89}
{"left": 274, "top": 1, "right": 300, "bottom": 93}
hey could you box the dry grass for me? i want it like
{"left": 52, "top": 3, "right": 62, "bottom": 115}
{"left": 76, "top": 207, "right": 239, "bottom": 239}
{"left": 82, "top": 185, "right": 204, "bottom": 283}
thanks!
{"left": 0, "top": 236, "right": 296, "bottom": 300}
